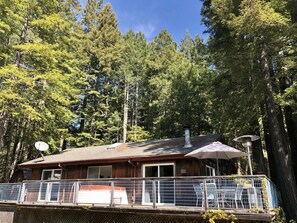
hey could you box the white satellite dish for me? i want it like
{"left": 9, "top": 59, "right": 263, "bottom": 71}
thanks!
{"left": 35, "top": 141, "right": 49, "bottom": 152}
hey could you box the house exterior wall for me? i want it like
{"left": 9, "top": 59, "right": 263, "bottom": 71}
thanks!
{"left": 31, "top": 168, "right": 42, "bottom": 180}
{"left": 23, "top": 158, "right": 208, "bottom": 181}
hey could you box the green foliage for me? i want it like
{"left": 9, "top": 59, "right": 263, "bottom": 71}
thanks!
{"left": 141, "top": 30, "right": 212, "bottom": 138}
{"left": 105, "top": 111, "right": 122, "bottom": 144}
{"left": 202, "top": 0, "right": 297, "bottom": 219}
{"left": 271, "top": 207, "right": 297, "bottom": 223}
{"left": 201, "top": 0, "right": 295, "bottom": 138}
{"left": 127, "top": 126, "right": 150, "bottom": 142}
{"left": 272, "top": 207, "right": 286, "bottom": 223}
{"left": 202, "top": 210, "right": 237, "bottom": 223}
{"left": 1, "top": 0, "right": 272, "bottom": 188}
{"left": 71, "top": 1, "right": 125, "bottom": 147}
{"left": 0, "top": 0, "right": 83, "bottom": 181}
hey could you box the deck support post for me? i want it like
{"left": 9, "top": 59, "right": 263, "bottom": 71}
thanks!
{"left": 202, "top": 180, "right": 208, "bottom": 210}
{"left": 110, "top": 182, "right": 115, "bottom": 207}
{"left": 152, "top": 180, "right": 157, "bottom": 208}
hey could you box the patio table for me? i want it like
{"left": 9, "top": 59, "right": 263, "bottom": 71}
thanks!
{"left": 217, "top": 188, "right": 236, "bottom": 208}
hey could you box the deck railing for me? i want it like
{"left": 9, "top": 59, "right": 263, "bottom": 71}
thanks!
{"left": 0, "top": 175, "right": 279, "bottom": 211}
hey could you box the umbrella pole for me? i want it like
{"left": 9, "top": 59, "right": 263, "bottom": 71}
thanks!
{"left": 216, "top": 157, "right": 221, "bottom": 189}
{"left": 216, "top": 157, "right": 219, "bottom": 175}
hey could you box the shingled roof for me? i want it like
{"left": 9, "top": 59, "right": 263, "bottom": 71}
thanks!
{"left": 19, "top": 134, "right": 222, "bottom": 168}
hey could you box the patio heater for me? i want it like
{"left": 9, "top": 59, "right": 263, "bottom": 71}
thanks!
{"left": 233, "top": 135, "right": 260, "bottom": 175}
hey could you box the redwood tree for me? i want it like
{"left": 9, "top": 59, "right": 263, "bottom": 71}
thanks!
{"left": 201, "top": 0, "right": 297, "bottom": 220}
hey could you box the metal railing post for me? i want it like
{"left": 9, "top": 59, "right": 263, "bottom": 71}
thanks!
{"left": 74, "top": 181, "right": 80, "bottom": 204}
{"left": 110, "top": 181, "right": 115, "bottom": 207}
{"left": 18, "top": 183, "right": 25, "bottom": 203}
{"left": 132, "top": 179, "right": 136, "bottom": 207}
{"left": 203, "top": 179, "right": 208, "bottom": 210}
{"left": 152, "top": 180, "right": 157, "bottom": 208}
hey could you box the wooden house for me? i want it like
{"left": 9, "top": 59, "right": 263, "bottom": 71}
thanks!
{"left": 0, "top": 131, "right": 277, "bottom": 223}
{"left": 18, "top": 133, "right": 223, "bottom": 181}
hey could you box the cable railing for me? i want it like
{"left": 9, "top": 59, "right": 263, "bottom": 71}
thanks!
{"left": 0, "top": 175, "right": 279, "bottom": 211}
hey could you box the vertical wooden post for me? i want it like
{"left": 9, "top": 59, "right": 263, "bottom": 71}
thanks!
{"left": 132, "top": 179, "right": 136, "bottom": 207}
{"left": 110, "top": 181, "right": 115, "bottom": 207}
{"left": 202, "top": 180, "right": 208, "bottom": 210}
{"left": 74, "top": 181, "right": 80, "bottom": 204}
{"left": 18, "top": 183, "right": 26, "bottom": 203}
{"left": 152, "top": 180, "right": 157, "bottom": 208}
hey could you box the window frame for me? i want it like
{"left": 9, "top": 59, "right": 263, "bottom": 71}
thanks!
{"left": 41, "top": 169, "right": 62, "bottom": 181}
{"left": 142, "top": 163, "right": 175, "bottom": 205}
{"left": 87, "top": 165, "right": 112, "bottom": 179}
{"left": 205, "top": 165, "right": 216, "bottom": 176}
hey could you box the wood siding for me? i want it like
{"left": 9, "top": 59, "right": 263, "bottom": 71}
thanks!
{"left": 23, "top": 157, "right": 219, "bottom": 180}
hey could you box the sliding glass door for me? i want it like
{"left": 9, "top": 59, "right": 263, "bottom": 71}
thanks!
{"left": 143, "top": 163, "right": 175, "bottom": 205}
{"left": 38, "top": 169, "right": 61, "bottom": 202}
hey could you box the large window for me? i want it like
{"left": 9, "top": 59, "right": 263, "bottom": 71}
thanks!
{"left": 39, "top": 169, "right": 62, "bottom": 202}
{"left": 41, "top": 169, "right": 62, "bottom": 181}
{"left": 142, "top": 163, "right": 175, "bottom": 205}
{"left": 87, "top": 166, "right": 112, "bottom": 179}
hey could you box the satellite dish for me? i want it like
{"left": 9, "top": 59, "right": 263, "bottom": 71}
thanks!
{"left": 35, "top": 141, "right": 49, "bottom": 152}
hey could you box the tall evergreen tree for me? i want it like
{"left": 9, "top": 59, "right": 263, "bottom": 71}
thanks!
{"left": 121, "top": 31, "right": 148, "bottom": 142}
{"left": 142, "top": 30, "right": 212, "bottom": 138}
{"left": 202, "top": 0, "right": 297, "bottom": 219}
{"left": 177, "top": 33, "right": 214, "bottom": 135}
{"left": 143, "top": 30, "right": 181, "bottom": 137}
{"left": 74, "top": 2, "right": 124, "bottom": 146}
{"left": 0, "top": 0, "right": 83, "bottom": 181}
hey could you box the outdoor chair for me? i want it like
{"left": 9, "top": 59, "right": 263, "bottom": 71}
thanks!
{"left": 200, "top": 182, "right": 219, "bottom": 208}
{"left": 193, "top": 184, "right": 203, "bottom": 207}
{"left": 225, "top": 184, "right": 244, "bottom": 208}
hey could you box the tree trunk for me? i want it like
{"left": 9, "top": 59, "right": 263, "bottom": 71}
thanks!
{"left": 283, "top": 106, "right": 297, "bottom": 184}
{"left": 8, "top": 141, "right": 22, "bottom": 182}
{"left": 15, "top": 10, "right": 29, "bottom": 67}
{"left": 279, "top": 76, "right": 297, "bottom": 186}
{"left": 0, "top": 112, "right": 8, "bottom": 150}
{"left": 79, "top": 96, "right": 88, "bottom": 133}
{"left": 133, "top": 74, "right": 139, "bottom": 140}
{"left": 260, "top": 105, "right": 277, "bottom": 182}
{"left": 288, "top": 0, "right": 297, "bottom": 23}
{"left": 252, "top": 139, "right": 265, "bottom": 174}
{"left": 9, "top": 118, "right": 27, "bottom": 182}
{"left": 262, "top": 48, "right": 297, "bottom": 221}
{"left": 3, "top": 119, "right": 14, "bottom": 182}
{"left": 88, "top": 116, "right": 96, "bottom": 146}
{"left": 135, "top": 74, "right": 139, "bottom": 127}
{"left": 122, "top": 76, "right": 129, "bottom": 143}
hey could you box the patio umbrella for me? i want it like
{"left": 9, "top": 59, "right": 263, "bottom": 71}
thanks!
{"left": 185, "top": 141, "right": 246, "bottom": 175}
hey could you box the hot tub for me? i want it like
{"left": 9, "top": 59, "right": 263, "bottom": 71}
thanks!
{"left": 76, "top": 185, "right": 128, "bottom": 204}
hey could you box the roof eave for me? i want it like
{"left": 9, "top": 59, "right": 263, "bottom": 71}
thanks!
{"left": 18, "top": 153, "right": 192, "bottom": 169}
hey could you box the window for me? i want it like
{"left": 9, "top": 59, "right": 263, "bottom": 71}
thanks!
{"left": 142, "top": 163, "right": 175, "bottom": 205}
{"left": 206, "top": 165, "right": 216, "bottom": 176}
{"left": 87, "top": 166, "right": 112, "bottom": 179}
{"left": 41, "top": 169, "right": 62, "bottom": 180}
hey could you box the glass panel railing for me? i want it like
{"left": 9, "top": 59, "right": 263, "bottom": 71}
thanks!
{"left": 0, "top": 183, "right": 22, "bottom": 202}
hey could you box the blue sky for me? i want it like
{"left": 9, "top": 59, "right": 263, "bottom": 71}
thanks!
{"left": 80, "top": 0, "right": 207, "bottom": 44}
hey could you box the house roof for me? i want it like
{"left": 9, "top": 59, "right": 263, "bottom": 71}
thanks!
{"left": 19, "top": 134, "right": 223, "bottom": 168}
